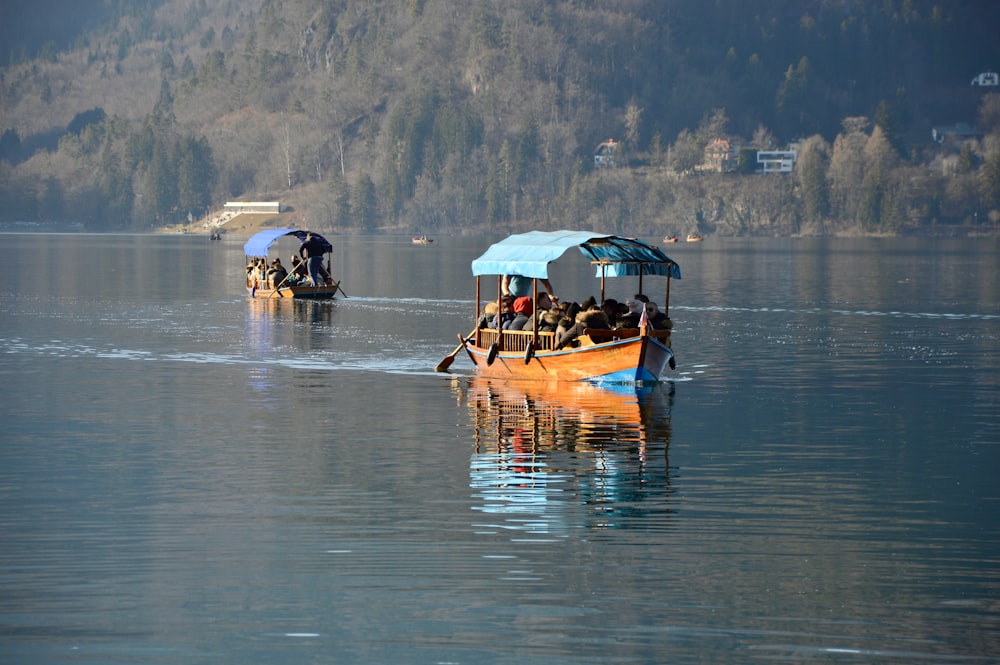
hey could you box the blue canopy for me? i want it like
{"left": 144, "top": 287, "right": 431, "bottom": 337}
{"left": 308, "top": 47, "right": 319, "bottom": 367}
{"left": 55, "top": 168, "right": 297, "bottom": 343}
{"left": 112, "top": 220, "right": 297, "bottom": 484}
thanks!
{"left": 471, "top": 230, "right": 681, "bottom": 280}
{"left": 243, "top": 228, "right": 333, "bottom": 256}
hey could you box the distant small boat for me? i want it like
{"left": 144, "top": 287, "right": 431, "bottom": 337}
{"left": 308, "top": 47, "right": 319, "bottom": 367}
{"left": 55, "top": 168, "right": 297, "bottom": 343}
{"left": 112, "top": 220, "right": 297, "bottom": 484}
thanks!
{"left": 686, "top": 233, "right": 704, "bottom": 243}
{"left": 209, "top": 231, "right": 222, "bottom": 241}
{"left": 663, "top": 235, "right": 679, "bottom": 243}
{"left": 412, "top": 235, "right": 434, "bottom": 244}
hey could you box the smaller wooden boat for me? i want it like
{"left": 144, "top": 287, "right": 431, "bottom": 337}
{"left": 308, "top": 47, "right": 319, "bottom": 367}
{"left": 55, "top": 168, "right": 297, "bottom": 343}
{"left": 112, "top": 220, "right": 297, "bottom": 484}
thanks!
{"left": 686, "top": 233, "right": 704, "bottom": 242}
{"left": 243, "top": 228, "right": 343, "bottom": 299}
{"left": 412, "top": 235, "right": 434, "bottom": 244}
{"left": 663, "top": 235, "right": 679, "bottom": 243}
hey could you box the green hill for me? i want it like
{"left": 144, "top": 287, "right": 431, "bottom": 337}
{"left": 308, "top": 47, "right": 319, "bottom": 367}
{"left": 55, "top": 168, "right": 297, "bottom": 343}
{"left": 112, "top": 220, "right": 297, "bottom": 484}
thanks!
{"left": 1, "top": 0, "right": 999, "bottom": 236}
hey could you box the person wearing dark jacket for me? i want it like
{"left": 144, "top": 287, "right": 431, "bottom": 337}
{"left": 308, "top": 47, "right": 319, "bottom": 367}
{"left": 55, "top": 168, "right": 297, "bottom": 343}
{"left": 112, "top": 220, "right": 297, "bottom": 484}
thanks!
{"left": 556, "top": 307, "right": 611, "bottom": 349}
{"left": 507, "top": 296, "right": 534, "bottom": 330}
{"left": 267, "top": 258, "right": 288, "bottom": 287}
{"left": 644, "top": 301, "right": 672, "bottom": 329}
{"left": 299, "top": 232, "right": 327, "bottom": 286}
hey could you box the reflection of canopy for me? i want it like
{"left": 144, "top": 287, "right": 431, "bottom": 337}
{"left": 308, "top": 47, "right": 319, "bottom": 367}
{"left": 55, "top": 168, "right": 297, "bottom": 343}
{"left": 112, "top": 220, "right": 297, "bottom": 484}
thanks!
{"left": 471, "top": 230, "right": 681, "bottom": 280}
{"left": 243, "top": 229, "right": 333, "bottom": 256}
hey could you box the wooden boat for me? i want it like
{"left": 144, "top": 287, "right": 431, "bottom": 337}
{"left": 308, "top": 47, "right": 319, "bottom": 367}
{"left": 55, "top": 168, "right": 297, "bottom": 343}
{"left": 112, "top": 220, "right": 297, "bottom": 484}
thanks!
{"left": 686, "top": 233, "right": 704, "bottom": 242}
{"left": 411, "top": 235, "right": 434, "bottom": 244}
{"left": 663, "top": 235, "right": 679, "bottom": 243}
{"left": 452, "top": 231, "right": 681, "bottom": 383}
{"left": 243, "top": 228, "right": 343, "bottom": 299}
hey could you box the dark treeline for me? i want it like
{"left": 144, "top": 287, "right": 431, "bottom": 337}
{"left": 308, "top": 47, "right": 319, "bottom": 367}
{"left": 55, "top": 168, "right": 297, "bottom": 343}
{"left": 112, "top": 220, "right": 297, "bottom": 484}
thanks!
{"left": 1, "top": 0, "right": 999, "bottom": 235}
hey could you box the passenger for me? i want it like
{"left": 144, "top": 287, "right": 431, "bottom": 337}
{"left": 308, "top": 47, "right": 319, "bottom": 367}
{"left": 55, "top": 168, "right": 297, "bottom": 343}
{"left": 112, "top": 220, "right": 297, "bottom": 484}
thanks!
{"left": 255, "top": 257, "right": 268, "bottom": 280}
{"left": 502, "top": 274, "right": 557, "bottom": 303}
{"left": 537, "top": 302, "right": 564, "bottom": 332}
{"left": 290, "top": 255, "right": 308, "bottom": 284}
{"left": 601, "top": 298, "right": 620, "bottom": 326}
{"left": 524, "top": 292, "right": 560, "bottom": 332}
{"left": 507, "top": 296, "right": 534, "bottom": 330}
{"left": 555, "top": 304, "right": 611, "bottom": 349}
{"left": 620, "top": 293, "right": 649, "bottom": 327}
{"left": 491, "top": 295, "right": 516, "bottom": 329}
{"left": 644, "top": 301, "right": 672, "bottom": 329}
{"left": 299, "top": 232, "right": 327, "bottom": 286}
{"left": 478, "top": 301, "right": 499, "bottom": 329}
{"left": 614, "top": 300, "right": 630, "bottom": 326}
{"left": 267, "top": 258, "right": 288, "bottom": 287}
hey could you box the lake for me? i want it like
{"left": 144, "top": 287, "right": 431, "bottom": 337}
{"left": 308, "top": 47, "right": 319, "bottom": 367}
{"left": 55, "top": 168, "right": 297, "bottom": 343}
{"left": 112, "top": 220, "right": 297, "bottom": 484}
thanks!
{"left": 1, "top": 232, "right": 998, "bottom": 664}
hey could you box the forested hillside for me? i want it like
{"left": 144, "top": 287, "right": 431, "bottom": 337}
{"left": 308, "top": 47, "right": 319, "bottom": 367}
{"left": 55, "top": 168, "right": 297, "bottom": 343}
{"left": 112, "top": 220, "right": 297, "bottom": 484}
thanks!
{"left": 1, "top": 0, "right": 999, "bottom": 236}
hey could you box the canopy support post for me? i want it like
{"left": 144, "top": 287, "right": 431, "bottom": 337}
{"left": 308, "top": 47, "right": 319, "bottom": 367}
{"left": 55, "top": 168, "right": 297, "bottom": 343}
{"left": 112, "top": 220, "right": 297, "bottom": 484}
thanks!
{"left": 475, "top": 276, "right": 481, "bottom": 347}
{"left": 599, "top": 265, "right": 606, "bottom": 304}
{"left": 531, "top": 279, "right": 539, "bottom": 342}
{"left": 664, "top": 269, "right": 672, "bottom": 317}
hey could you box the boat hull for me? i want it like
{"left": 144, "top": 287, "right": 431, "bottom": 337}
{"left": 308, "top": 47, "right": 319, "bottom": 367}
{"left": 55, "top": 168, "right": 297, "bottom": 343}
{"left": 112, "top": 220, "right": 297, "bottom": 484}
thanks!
{"left": 247, "top": 284, "right": 339, "bottom": 299}
{"left": 465, "top": 333, "right": 672, "bottom": 383}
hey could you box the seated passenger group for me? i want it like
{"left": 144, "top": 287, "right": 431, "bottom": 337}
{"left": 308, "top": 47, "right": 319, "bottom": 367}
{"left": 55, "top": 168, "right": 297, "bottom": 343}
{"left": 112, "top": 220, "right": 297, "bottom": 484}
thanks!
{"left": 477, "top": 289, "right": 672, "bottom": 349}
{"left": 245, "top": 255, "right": 332, "bottom": 288}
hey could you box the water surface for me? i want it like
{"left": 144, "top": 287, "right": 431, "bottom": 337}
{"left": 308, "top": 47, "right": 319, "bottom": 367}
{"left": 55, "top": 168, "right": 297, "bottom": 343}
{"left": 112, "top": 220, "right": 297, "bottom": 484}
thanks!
{"left": 1, "top": 233, "right": 998, "bottom": 664}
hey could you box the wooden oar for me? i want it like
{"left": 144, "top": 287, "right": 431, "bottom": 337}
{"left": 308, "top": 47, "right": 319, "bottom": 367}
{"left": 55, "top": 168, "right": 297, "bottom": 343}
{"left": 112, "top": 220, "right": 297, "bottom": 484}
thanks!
{"left": 435, "top": 330, "right": 475, "bottom": 372}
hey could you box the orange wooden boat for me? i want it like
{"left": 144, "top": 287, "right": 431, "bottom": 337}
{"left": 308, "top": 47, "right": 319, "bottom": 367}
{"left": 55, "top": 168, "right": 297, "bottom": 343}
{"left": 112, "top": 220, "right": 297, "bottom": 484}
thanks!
{"left": 451, "top": 231, "right": 681, "bottom": 383}
{"left": 411, "top": 235, "right": 434, "bottom": 244}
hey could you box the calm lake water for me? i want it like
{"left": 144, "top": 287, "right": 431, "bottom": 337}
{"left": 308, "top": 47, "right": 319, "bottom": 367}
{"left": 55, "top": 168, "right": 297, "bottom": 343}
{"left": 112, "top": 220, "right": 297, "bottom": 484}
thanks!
{"left": 1, "top": 232, "right": 998, "bottom": 664}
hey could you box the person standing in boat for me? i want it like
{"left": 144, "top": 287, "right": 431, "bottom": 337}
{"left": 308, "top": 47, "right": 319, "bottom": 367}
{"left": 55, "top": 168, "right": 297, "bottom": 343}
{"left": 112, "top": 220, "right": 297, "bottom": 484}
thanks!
{"left": 299, "top": 232, "right": 327, "bottom": 286}
{"left": 502, "top": 274, "right": 556, "bottom": 303}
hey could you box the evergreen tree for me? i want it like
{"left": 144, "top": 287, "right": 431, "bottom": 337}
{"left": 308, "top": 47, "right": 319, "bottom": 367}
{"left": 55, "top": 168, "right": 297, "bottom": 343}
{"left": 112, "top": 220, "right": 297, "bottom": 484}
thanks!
{"left": 146, "top": 139, "right": 178, "bottom": 223}
{"left": 352, "top": 172, "right": 376, "bottom": 232}
{"left": 177, "top": 136, "right": 215, "bottom": 218}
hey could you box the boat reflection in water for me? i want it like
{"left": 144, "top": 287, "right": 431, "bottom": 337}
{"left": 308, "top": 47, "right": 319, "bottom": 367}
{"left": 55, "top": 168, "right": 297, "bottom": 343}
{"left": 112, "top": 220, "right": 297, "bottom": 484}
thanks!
{"left": 461, "top": 377, "right": 675, "bottom": 539}
{"left": 244, "top": 296, "right": 338, "bottom": 398}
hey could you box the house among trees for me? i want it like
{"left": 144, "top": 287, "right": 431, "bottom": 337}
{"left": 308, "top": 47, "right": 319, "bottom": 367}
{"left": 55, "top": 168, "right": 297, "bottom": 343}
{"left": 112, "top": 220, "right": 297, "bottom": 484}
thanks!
{"left": 696, "top": 138, "right": 738, "bottom": 173}
{"left": 756, "top": 145, "right": 799, "bottom": 174}
{"left": 931, "top": 123, "right": 983, "bottom": 145}
{"left": 970, "top": 72, "right": 999, "bottom": 86}
{"left": 224, "top": 201, "right": 282, "bottom": 214}
{"left": 594, "top": 139, "right": 619, "bottom": 168}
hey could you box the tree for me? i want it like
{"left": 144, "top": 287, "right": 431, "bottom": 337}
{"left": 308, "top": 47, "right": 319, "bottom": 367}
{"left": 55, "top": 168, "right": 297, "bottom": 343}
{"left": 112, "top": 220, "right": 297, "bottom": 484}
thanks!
{"left": 828, "top": 117, "right": 870, "bottom": 227}
{"left": 858, "top": 126, "right": 900, "bottom": 230}
{"left": 328, "top": 172, "right": 351, "bottom": 230}
{"left": 796, "top": 134, "right": 830, "bottom": 228}
{"left": 146, "top": 139, "right": 177, "bottom": 223}
{"left": 980, "top": 149, "right": 1000, "bottom": 214}
{"left": 775, "top": 57, "right": 812, "bottom": 137}
{"left": 624, "top": 101, "right": 643, "bottom": 156}
{"left": 352, "top": 172, "right": 377, "bottom": 231}
{"left": 177, "top": 136, "right": 215, "bottom": 218}
{"left": 0, "top": 128, "right": 23, "bottom": 164}
{"left": 978, "top": 94, "right": 1000, "bottom": 135}
{"left": 668, "top": 129, "right": 702, "bottom": 174}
